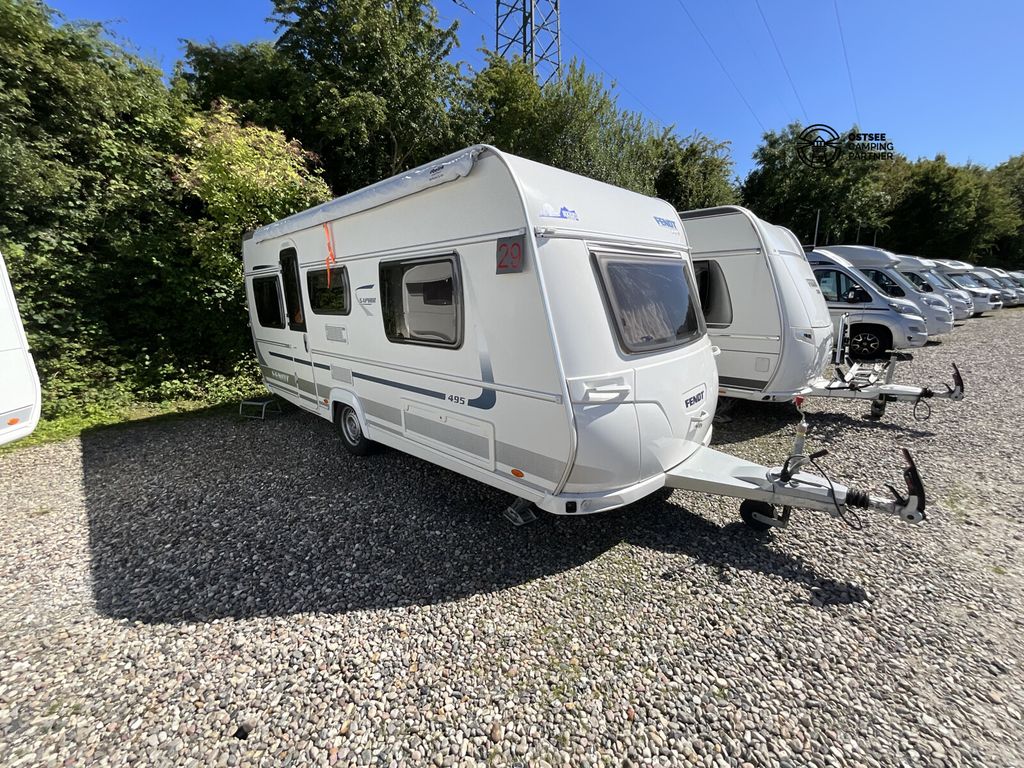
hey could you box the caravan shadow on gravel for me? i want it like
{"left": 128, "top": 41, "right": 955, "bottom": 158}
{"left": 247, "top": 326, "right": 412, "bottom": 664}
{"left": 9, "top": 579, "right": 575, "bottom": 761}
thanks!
{"left": 82, "top": 410, "right": 864, "bottom": 623}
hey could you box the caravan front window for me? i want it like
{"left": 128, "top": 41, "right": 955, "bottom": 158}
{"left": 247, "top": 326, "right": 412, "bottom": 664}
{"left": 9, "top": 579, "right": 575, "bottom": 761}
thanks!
{"left": 596, "top": 255, "right": 703, "bottom": 354}
{"left": 380, "top": 256, "right": 461, "bottom": 347}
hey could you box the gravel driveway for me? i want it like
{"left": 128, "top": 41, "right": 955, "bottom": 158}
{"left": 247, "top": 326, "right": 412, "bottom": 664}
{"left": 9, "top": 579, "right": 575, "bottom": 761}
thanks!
{"left": 2, "top": 310, "right": 1023, "bottom": 767}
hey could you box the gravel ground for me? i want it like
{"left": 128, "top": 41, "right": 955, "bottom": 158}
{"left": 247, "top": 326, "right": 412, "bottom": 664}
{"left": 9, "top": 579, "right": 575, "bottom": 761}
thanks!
{"left": 2, "top": 310, "right": 1023, "bottom": 768}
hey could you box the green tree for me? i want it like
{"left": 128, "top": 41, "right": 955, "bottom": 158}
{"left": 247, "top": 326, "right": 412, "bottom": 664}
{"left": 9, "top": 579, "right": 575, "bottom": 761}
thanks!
{"left": 654, "top": 133, "right": 737, "bottom": 212}
{"left": 182, "top": 0, "right": 462, "bottom": 193}
{"left": 172, "top": 102, "right": 332, "bottom": 374}
{"left": 742, "top": 123, "right": 895, "bottom": 245}
{"left": 458, "top": 55, "right": 663, "bottom": 194}
{"left": 991, "top": 154, "right": 1024, "bottom": 267}
{"left": 0, "top": 0, "right": 187, "bottom": 414}
{"left": 881, "top": 156, "right": 1019, "bottom": 260}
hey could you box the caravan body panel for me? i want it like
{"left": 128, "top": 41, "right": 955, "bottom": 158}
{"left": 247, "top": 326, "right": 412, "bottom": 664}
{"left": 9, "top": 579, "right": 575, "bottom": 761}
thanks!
{"left": 0, "top": 251, "right": 41, "bottom": 446}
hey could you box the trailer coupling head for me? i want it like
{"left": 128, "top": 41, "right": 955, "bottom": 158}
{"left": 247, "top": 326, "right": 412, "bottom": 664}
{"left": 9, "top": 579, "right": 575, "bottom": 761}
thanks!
{"left": 845, "top": 449, "right": 926, "bottom": 524}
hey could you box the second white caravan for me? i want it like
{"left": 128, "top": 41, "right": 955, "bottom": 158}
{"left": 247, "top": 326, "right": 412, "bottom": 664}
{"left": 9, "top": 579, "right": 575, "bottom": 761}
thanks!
{"left": 0, "top": 250, "right": 41, "bottom": 447}
{"left": 679, "top": 208, "right": 963, "bottom": 419}
{"left": 243, "top": 147, "right": 927, "bottom": 532}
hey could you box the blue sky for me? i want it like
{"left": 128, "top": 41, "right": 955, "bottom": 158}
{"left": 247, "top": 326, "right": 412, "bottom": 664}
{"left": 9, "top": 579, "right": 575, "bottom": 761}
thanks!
{"left": 52, "top": 0, "right": 1024, "bottom": 179}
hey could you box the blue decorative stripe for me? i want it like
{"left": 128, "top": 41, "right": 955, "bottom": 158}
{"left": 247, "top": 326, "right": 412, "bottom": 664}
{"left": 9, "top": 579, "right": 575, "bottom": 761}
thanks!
{"left": 353, "top": 372, "right": 445, "bottom": 400}
{"left": 269, "top": 350, "right": 313, "bottom": 366}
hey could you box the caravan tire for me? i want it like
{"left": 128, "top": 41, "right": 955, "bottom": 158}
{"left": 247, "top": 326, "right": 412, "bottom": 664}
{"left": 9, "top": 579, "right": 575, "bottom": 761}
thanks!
{"left": 335, "top": 404, "right": 376, "bottom": 456}
{"left": 848, "top": 325, "right": 892, "bottom": 362}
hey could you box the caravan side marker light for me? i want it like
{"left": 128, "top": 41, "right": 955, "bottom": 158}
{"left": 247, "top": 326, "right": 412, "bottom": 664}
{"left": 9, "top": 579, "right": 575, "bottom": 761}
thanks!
{"left": 7, "top": 418, "right": 19, "bottom": 426}
{"left": 511, "top": 469, "right": 524, "bottom": 478}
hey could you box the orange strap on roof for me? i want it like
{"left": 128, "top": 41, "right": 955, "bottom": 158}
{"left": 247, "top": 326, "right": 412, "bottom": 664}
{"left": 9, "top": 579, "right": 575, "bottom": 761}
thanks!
{"left": 322, "top": 222, "right": 337, "bottom": 287}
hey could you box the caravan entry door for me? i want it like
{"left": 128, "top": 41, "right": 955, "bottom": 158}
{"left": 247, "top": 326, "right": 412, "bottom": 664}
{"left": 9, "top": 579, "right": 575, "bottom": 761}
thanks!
{"left": 0, "top": 252, "right": 41, "bottom": 446}
{"left": 249, "top": 247, "right": 317, "bottom": 410}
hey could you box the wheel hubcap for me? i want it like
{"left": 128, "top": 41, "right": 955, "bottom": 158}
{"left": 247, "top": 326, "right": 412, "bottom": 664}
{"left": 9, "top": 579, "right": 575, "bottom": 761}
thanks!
{"left": 851, "top": 333, "right": 880, "bottom": 355}
{"left": 343, "top": 411, "right": 361, "bottom": 443}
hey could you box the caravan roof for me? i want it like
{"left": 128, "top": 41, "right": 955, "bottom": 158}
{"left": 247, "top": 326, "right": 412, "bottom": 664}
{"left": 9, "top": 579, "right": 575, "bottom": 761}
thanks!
{"left": 252, "top": 144, "right": 686, "bottom": 250}
{"left": 895, "top": 254, "right": 940, "bottom": 270}
{"left": 824, "top": 245, "right": 901, "bottom": 269}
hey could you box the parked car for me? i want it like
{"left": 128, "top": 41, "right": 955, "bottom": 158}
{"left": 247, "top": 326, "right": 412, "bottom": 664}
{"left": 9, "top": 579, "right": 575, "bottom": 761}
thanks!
{"left": 806, "top": 248, "right": 928, "bottom": 359}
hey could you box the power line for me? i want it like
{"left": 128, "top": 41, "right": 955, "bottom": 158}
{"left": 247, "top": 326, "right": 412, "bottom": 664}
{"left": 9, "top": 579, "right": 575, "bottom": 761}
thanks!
{"left": 832, "top": 0, "right": 861, "bottom": 124}
{"left": 753, "top": 0, "right": 808, "bottom": 122}
{"left": 560, "top": 30, "right": 670, "bottom": 125}
{"left": 672, "top": 0, "right": 766, "bottom": 132}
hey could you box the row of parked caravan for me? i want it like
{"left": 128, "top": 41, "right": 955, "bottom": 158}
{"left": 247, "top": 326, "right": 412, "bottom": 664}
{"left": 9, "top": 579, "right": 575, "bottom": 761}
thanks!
{"left": 682, "top": 206, "right": 970, "bottom": 420}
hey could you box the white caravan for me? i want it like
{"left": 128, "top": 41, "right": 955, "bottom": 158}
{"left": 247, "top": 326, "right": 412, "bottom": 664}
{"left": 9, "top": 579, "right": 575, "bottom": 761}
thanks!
{"left": 894, "top": 255, "right": 974, "bottom": 320}
{"left": 243, "top": 146, "right": 927, "bottom": 531}
{"left": 0, "top": 250, "right": 41, "bottom": 446}
{"left": 932, "top": 260, "right": 1003, "bottom": 315}
{"left": 824, "top": 246, "right": 954, "bottom": 336}
{"left": 678, "top": 206, "right": 833, "bottom": 402}
{"left": 806, "top": 249, "right": 928, "bottom": 358}
{"left": 679, "top": 208, "right": 963, "bottom": 419}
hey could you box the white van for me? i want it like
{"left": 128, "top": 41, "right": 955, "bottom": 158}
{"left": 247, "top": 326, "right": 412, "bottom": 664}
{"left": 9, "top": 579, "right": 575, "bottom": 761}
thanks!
{"left": 824, "top": 245, "right": 954, "bottom": 336}
{"left": 806, "top": 249, "right": 928, "bottom": 359}
{"left": 932, "top": 260, "right": 1003, "bottom": 315}
{"left": 0, "top": 250, "right": 41, "bottom": 446}
{"left": 893, "top": 255, "right": 974, "bottom": 321}
{"left": 975, "top": 267, "right": 1024, "bottom": 306}
{"left": 679, "top": 206, "right": 833, "bottom": 402}
{"left": 243, "top": 146, "right": 927, "bottom": 530}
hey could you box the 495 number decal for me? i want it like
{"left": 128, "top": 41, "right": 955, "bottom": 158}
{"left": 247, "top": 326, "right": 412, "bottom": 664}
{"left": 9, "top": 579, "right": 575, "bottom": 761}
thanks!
{"left": 447, "top": 394, "right": 466, "bottom": 405}
{"left": 496, "top": 235, "right": 525, "bottom": 274}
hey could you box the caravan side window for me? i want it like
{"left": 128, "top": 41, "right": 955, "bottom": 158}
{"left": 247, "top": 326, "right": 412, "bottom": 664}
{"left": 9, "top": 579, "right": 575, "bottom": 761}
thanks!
{"left": 252, "top": 276, "right": 285, "bottom": 329}
{"left": 380, "top": 256, "right": 461, "bottom": 347}
{"left": 307, "top": 267, "right": 350, "bottom": 315}
{"left": 279, "top": 248, "right": 307, "bottom": 331}
{"left": 692, "top": 260, "right": 733, "bottom": 327}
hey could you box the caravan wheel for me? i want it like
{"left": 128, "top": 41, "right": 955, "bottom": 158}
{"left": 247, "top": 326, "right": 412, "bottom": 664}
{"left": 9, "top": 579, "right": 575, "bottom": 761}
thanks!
{"left": 335, "top": 404, "right": 376, "bottom": 456}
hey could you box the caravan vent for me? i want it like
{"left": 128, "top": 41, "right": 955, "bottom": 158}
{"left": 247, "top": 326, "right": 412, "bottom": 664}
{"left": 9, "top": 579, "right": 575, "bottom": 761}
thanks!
{"left": 331, "top": 366, "right": 353, "bottom": 384}
{"left": 325, "top": 325, "right": 348, "bottom": 343}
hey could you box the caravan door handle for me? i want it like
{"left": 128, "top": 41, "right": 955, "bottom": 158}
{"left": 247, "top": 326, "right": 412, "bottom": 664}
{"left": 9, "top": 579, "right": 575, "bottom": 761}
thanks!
{"left": 581, "top": 385, "right": 631, "bottom": 403}
{"left": 690, "top": 409, "right": 711, "bottom": 425}
{"left": 303, "top": 334, "right": 309, "bottom": 353}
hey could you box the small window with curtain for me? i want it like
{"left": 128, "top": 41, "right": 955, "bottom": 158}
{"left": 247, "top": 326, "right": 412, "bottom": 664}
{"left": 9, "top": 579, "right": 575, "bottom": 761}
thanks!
{"left": 380, "top": 256, "right": 461, "bottom": 346}
{"left": 252, "top": 276, "right": 285, "bottom": 329}
{"left": 692, "top": 259, "right": 734, "bottom": 327}
{"left": 307, "top": 266, "right": 350, "bottom": 315}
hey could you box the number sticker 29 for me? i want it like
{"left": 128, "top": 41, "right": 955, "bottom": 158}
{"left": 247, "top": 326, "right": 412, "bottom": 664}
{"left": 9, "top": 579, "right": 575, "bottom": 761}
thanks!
{"left": 496, "top": 235, "right": 525, "bottom": 274}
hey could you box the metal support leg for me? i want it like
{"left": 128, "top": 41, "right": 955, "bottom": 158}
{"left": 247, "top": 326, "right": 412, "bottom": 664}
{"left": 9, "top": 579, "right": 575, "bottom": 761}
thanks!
{"left": 503, "top": 497, "right": 538, "bottom": 526}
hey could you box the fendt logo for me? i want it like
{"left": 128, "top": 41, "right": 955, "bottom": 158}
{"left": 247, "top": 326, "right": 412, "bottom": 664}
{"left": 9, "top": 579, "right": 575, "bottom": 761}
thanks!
{"left": 685, "top": 390, "right": 705, "bottom": 408}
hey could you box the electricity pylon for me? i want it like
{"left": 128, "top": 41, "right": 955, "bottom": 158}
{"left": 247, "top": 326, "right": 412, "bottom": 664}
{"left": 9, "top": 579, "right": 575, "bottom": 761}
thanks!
{"left": 495, "top": 1, "right": 561, "bottom": 85}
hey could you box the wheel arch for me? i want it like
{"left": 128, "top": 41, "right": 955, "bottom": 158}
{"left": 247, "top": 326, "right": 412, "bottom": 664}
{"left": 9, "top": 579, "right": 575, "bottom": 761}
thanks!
{"left": 329, "top": 387, "right": 370, "bottom": 434}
